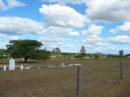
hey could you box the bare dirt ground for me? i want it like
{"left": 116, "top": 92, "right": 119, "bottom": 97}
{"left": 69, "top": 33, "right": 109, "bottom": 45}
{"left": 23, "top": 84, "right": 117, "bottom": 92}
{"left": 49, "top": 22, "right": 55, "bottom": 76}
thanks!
{"left": 0, "top": 59, "right": 130, "bottom": 97}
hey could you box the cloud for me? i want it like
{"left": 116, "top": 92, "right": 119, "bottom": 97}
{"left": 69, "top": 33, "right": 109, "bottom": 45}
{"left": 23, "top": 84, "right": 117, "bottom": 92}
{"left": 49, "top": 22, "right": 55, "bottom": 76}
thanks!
{"left": 40, "top": 36, "right": 83, "bottom": 53}
{"left": 0, "top": 16, "right": 45, "bottom": 35}
{"left": 7, "top": 0, "right": 26, "bottom": 8}
{"left": 0, "top": 0, "right": 5, "bottom": 9}
{"left": 39, "top": 4, "right": 86, "bottom": 28}
{"left": 38, "top": 26, "right": 82, "bottom": 52}
{"left": 0, "top": 0, "right": 25, "bottom": 10}
{"left": 83, "top": 24, "right": 104, "bottom": 46}
{"left": 86, "top": 0, "right": 130, "bottom": 22}
{"left": 69, "top": 31, "right": 80, "bottom": 36}
{"left": 39, "top": 26, "right": 80, "bottom": 43}
{"left": 107, "top": 35, "right": 130, "bottom": 44}
{"left": 0, "top": 33, "right": 18, "bottom": 48}
{"left": 42, "top": 0, "right": 85, "bottom": 4}
{"left": 39, "top": 3, "right": 88, "bottom": 52}
{"left": 0, "top": 15, "right": 81, "bottom": 52}
{"left": 111, "top": 22, "right": 130, "bottom": 33}
{"left": 81, "top": 24, "right": 114, "bottom": 53}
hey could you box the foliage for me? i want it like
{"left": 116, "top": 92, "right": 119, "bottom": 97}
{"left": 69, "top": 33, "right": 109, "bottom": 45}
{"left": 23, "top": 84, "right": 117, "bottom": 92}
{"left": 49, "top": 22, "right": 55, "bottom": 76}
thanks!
{"left": 7, "top": 40, "right": 43, "bottom": 62}
{"left": 119, "top": 50, "right": 124, "bottom": 58}
{"left": 52, "top": 47, "right": 61, "bottom": 55}
{"left": 36, "top": 49, "right": 51, "bottom": 60}
{"left": 80, "top": 46, "right": 86, "bottom": 59}
{"left": 0, "top": 49, "right": 8, "bottom": 59}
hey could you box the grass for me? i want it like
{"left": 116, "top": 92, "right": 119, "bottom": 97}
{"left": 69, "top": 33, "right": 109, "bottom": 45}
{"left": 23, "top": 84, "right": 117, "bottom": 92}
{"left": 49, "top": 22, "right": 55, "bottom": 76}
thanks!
{"left": 0, "top": 59, "right": 130, "bottom": 97}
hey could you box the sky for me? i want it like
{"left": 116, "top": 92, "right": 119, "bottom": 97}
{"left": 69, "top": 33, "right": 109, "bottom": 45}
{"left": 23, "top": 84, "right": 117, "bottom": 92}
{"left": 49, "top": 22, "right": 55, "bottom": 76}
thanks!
{"left": 0, "top": 0, "right": 130, "bottom": 54}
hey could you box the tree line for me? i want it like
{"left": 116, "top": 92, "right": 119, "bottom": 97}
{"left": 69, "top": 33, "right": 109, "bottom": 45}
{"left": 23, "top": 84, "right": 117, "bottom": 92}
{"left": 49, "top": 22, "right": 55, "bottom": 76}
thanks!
{"left": 0, "top": 40, "right": 129, "bottom": 62}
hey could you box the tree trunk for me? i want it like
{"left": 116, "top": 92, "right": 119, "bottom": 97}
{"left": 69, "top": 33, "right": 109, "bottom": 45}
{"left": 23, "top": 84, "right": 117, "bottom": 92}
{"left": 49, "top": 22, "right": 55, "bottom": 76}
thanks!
{"left": 24, "top": 58, "right": 28, "bottom": 63}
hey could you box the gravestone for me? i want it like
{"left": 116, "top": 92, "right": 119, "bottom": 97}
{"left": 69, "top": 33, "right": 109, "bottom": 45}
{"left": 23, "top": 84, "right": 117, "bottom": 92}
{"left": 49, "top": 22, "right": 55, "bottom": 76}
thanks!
{"left": 3, "top": 65, "right": 6, "bottom": 71}
{"left": 9, "top": 58, "right": 15, "bottom": 70}
{"left": 20, "top": 65, "right": 23, "bottom": 70}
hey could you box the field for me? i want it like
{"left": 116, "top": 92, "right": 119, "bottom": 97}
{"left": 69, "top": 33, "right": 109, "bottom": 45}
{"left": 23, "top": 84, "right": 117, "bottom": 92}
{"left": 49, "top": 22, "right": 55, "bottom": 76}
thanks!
{"left": 0, "top": 59, "right": 130, "bottom": 97}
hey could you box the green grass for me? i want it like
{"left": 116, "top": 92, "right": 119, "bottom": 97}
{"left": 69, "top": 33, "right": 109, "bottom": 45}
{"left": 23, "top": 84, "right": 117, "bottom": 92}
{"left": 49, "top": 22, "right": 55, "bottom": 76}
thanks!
{"left": 0, "top": 59, "right": 130, "bottom": 97}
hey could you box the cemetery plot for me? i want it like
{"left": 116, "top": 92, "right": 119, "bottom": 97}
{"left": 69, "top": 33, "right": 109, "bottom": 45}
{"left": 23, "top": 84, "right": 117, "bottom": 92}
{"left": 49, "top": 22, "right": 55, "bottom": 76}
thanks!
{"left": 0, "top": 59, "right": 130, "bottom": 97}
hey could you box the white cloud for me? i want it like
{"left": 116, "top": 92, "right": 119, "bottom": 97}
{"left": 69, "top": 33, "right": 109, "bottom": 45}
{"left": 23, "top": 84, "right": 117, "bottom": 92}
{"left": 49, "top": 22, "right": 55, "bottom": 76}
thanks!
{"left": 38, "top": 26, "right": 83, "bottom": 52}
{"left": 39, "top": 3, "right": 88, "bottom": 52}
{"left": 0, "top": 16, "right": 45, "bottom": 35}
{"left": 7, "top": 0, "right": 26, "bottom": 8}
{"left": 69, "top": 31, "right": 80, "bottom": 36}
{"left": 40, "top": 37, "right": 83, "bottom": 53}
{"left": 39, "top": 4, "right": 86, "bottom": 52}
{"left": 0, "top": 0, "right": 5, "bottom": 9}
{"left": 86, "top": 0, "right": 130, "bottom": 22}
{"left": 111, "top": 22, "right": 130, "bottom": 33}
{"left": 39, "top": 4, "right": 86, "bottom": 28}
{"left": 81, "top": 24, "right": 114, "bottom": 53}
{"left": 0, "top": 0, "right": 25, "bottom": 10}
{"left": 39, "top": 26, "right": 80, "bottom": 43}
{"left": 83, "top": 24, "right": 104, "bottom": 45}
{"left": 107, "top": 35, "right": 130, "bottom": 44}
{"left": 42, "top": 0, "right": 85, "bottom": 4}
{"left": 0, "top": 33, "right": 18, "bottom": 48}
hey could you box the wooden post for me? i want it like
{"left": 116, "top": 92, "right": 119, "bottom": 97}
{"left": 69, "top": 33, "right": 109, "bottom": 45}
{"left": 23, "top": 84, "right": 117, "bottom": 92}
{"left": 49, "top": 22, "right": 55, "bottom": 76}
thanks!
{"left": 120, "top": 61, "right": 124, "bottom": 80}
{"left": 75, "top": 64, "right": 82, "bottom": 97}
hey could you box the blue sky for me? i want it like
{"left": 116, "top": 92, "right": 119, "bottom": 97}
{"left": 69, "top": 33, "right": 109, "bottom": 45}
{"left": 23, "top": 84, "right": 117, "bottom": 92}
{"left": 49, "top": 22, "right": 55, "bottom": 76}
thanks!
{"left": 0, "top": 0, "right": 130, "bottom": 54}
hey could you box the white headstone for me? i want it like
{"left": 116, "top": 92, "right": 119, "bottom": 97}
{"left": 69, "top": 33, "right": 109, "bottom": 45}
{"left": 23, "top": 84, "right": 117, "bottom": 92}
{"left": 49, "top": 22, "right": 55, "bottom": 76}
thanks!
{"left": 20, "top": 65, "right": 23, "bottom": 70}
{"left": 3, "top": 65, "right": 6, "bottom": 71}
{"left": 9, "top": 58, "right": 15, "bottom": 70}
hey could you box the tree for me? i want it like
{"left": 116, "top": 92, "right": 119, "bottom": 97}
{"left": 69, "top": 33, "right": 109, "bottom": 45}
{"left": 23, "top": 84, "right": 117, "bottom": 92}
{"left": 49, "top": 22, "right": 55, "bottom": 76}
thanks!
{"left": 119, "top": 50, "right": 124, "bottom": 58}
{"left": 7, "top": 40, "right": 43, "bottom": 62}
{"left": 80, "top": 46, "right": 86, "bottom": 59}
{"left": 37, "top": 49, "right": 50, "bottom": 60}
{"left": 52, "top": 47, "right": 61, "bottom": 55}
{"left": 0, "top": 49, "right": 8, "bottom": 59}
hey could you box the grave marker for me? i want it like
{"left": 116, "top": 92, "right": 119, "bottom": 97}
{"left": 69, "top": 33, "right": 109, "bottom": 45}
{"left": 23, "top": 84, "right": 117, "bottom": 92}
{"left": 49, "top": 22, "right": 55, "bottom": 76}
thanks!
{"left": 3, "top": 65, "right": 6, "bottom": 71}
{"left": 9, "top": 58, "right": 15, "bottom": 70}
{"left": 20, "top": 65, "right": 24, "bottom": 70}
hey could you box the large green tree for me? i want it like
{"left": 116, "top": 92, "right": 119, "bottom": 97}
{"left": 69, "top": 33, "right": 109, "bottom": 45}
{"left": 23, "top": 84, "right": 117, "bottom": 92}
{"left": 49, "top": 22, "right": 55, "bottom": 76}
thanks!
{"left": 7, "top": 40, "right": 43, "bottom": 62}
